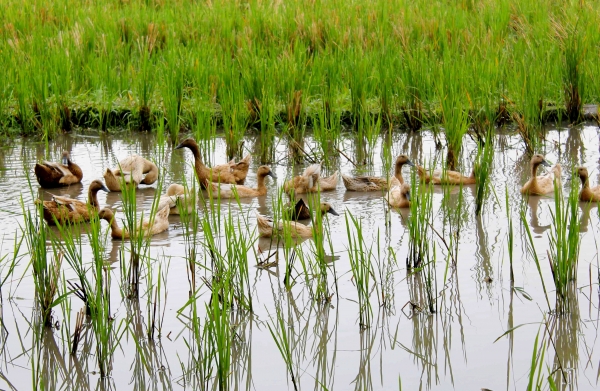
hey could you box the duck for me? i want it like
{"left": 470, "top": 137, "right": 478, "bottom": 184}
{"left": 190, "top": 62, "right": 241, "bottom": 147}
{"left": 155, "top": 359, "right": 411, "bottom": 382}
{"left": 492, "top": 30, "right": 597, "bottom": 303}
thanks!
{"left": 157, "top": 184, "right": 195, "bottom": 215}
{"left": 416, "top": 164, "right": 475, "bottom": 185}
{"left": 283, "top": 164, "right": 321, "bottom": 195}
{"left": 104, "top": 155, "right": 159, "bottom": 192}
{"left": 207, "top": 166, "right": 276, "bottom": 199}
{"left": 578, "top": 167, "right": 600, "bottom": 202}
{"left": 34, "top": 151, "right": 83, "bottom": 188}
{"left": 318, "top": 171, "right": 339, "bottom": 191}
{"left": 174, "top": 138, "right": 251, "bottom": 187}
{"left": 36, "top": 179, "right": 109, "bottom": 225}
{"left": 98, "top": 204, "right": 170, "bottom": 239}
{"left": 342, "top": 155, "right": 415, "bottom": 191}
{"left": 213, "top": 153, "right": 252, "bottom": 185}
{"left": 283, "top": 198, "right": 340, "bottom": 220}
{"left": 520, "top": 154, "right": 561, "bottom": 195}
{"left": 431, "top": 168, "right": 476, "bottom": 185}
{"left": 384, "top": 181, "right": 411, "bottom": 209}
{"left": 256, "top": 212, "right": 320, "bottom": 239}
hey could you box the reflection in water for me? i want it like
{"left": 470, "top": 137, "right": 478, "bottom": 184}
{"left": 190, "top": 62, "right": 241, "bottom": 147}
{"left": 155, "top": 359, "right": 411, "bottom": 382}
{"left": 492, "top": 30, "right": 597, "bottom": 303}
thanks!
{"left": 474, "top": 217, "right": 494, "bottom": 298}
{"left": 352, "top": 327, "right": 375, "bottom": 391}
{"left": 527, "top": 196, "right": 551, "bottom": 235}
{"left": 551, "top": 285, "right": 580, "bottom": 391}
{"left": 578, "top": 202, "right": 596, "bottom": 233}
{"left": 1, "top": 128, "right": 600, "bottom": 390}
{"left": 310, "top": 304, "right": 338, "bottom": 391}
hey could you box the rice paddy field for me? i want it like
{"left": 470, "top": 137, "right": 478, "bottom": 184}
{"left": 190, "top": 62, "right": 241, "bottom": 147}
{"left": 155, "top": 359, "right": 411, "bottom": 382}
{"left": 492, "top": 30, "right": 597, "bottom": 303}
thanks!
{"left": 2, "top": 0, "right": 600, "bottom": 390}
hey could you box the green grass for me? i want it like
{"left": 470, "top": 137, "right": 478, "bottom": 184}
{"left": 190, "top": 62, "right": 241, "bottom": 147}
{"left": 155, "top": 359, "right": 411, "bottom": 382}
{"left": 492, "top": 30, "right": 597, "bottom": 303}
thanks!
{"left": 1, "top": 0, "right": 599, "bottom": 139}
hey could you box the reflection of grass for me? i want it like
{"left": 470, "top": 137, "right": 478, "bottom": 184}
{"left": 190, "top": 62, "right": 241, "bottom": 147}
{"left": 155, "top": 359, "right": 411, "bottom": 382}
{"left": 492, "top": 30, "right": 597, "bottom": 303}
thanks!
{"left": 267, "top": 302, "right": 298, "bottom": 391}
{"left": 474, "top": 130, "right": 494, "bottom": 216}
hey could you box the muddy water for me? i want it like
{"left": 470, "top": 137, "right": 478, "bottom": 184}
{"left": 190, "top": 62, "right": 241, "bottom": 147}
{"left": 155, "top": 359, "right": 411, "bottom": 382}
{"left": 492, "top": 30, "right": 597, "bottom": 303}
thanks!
{"left": 0, "top": 126, "right": 599, "bottom": 390}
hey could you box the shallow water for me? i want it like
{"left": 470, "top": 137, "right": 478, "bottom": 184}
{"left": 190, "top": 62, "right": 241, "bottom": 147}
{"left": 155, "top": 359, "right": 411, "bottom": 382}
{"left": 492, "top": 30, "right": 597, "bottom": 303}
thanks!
{"left": 0, "top": 126, "right": 599, "bottom": 390}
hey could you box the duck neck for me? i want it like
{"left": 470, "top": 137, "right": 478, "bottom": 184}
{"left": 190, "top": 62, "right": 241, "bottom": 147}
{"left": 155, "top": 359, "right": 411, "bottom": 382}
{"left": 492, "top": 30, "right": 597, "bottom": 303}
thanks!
{"left": 68, "top": 160, "right": 83, "bottom": 180}
{"left": 187, "top": 145, "right": 210, "bottom": 185}
{"left": 394, "top": 163, "right": 405, "bottom": 183}
{"left": 256, "top": 173, "right": 268, "bottom": 195}
{"left": 89, "top": 187, "right": 101, "bottom": 209}
{"left": 580, "top": 174, "right": 590, "bottom": 190}
{"left": 142, "top": 164, "right": 158, "bottom": 184}
{"left": 109, "top": 218, "right": 125, "bottom": 239}
{"left": 530, "top": 162, "right": 540, "bottom": 180}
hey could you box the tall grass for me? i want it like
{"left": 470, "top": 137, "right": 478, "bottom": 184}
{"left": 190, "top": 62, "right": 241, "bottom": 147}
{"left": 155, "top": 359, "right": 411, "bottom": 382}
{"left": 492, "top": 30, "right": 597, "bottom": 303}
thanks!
{"left": 2, "top": 0, "right": 598, "bottom": 140}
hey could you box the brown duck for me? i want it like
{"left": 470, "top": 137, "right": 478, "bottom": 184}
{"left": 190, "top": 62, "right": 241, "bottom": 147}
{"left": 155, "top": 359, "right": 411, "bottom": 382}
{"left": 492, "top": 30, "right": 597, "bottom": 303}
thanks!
{"left": 35, "top": 151, "right": 83, "bottom": 188}
{"left": 36, "top": 179, "right": 109, "bottom": 225}
{"left": 175, "top": 138, "right": 251, "bottom": 187}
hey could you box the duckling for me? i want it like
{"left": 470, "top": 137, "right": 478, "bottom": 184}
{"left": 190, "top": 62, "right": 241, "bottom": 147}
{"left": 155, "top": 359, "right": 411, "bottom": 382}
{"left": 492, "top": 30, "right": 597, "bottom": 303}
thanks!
{"left": 256, "top": 212, "right": 319, "bottom": 239}
{"left": 157, "top": 184, "right": 195, "bottom": 215}
{"left": 36, "top": 179, "right": 109, "bottom": 225}
{"left": 343, "top": 155, "right": 415, "bottom": 191}
{"left": 520, "top": 154, "right": 561, "bottom": 195}
{"left": 283, "top": 164, "right": 321, "bottom": 195}
{"left": 212, "top": 154, "right": 252, "bottom": 185}
{"left": 35, "top": 151, "right": 83, "bottom": 188}
{"left": 577, "top": 167, "right": 600, "bottom": 202}
{"left": 207, "top": 166, "right": 276, "bottom": 198}
{"left": 104, "top": 155, "right": 159, "bottom": 192}
{"left": 284, "top": 198, "right": 340, "bottom": 220}
{"left": 98, "top": 205, "right": 170, "bottom": 239}
{"left": 384, "top": 182, "right": 411, "bottom": 209}
{"left": 175, "top": 138, "right": 250, "bottom": 187}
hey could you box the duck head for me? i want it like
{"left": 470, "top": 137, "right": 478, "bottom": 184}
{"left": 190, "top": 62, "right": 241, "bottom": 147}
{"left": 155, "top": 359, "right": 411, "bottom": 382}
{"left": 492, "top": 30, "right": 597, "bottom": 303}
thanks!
{"left": 578, "top": 167, "right": 589, "bottom": 184}
{"left": 174, "top": 138, "right": 198, "bottom": 150}
{"left": 321, "top": 203, "right": 339, "bottom": 216}
{"left": 257, "top": 165, "right": 277, "bottom": 179}
{"left": 98, "top": 207, "right": 115, "bottom": 222}
{"left": 531, "top": 154, "right": 551, "bottom": 167}
{"left": 396, "top": 154, "right": 415, "bottom": 167}
{"left": 90, "top": 179, "right": 110, "bottom": 193}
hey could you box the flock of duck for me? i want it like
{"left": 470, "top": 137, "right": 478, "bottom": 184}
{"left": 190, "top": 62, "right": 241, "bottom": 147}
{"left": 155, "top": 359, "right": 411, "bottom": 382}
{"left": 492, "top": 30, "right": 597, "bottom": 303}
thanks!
{"left": 33, "top": 138, "right": 600, "bottom": 240}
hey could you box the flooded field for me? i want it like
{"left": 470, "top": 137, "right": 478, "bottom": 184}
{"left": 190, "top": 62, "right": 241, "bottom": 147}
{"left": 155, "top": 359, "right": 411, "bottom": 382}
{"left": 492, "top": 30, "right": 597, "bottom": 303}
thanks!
{"left": 0, "top": 125, "right": 599, "bottom": 390}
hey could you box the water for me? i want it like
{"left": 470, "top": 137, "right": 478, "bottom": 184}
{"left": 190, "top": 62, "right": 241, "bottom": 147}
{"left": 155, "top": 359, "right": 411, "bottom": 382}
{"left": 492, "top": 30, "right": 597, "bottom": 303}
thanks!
{"left": 0, "top": 126, "right": 599, "bottom": 390}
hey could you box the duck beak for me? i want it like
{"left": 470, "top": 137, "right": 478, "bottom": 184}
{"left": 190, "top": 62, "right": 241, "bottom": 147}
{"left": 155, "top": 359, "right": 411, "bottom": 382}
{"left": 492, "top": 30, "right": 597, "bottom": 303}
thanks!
{"left": 62, "top": 156, "right": 69, "bottom": 165}
{"left": 268, "top": 171, "right": 278, "bottom": 179}
{"left": 327, "top": 207, "right": 339, "bottom": 216}
{"left": 100, "top": 184, "right": 110, "bottom": 193}
{"left": 406, "top": 159, "right": 415, "bottom": 167}
{"left": 174, "top": 142, "right": 184, "bottom": 150}
{"left": 541, "top": 159, "right": 551, "bottom": 167}
{"left": 406, "top": 191, "right": 411, "bottom": 201}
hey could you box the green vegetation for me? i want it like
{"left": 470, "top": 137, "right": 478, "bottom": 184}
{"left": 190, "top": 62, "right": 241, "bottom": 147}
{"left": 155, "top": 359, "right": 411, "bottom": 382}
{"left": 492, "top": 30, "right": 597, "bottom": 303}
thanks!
{"left": 1, "top": 0, "right": 599, "bottom": 142}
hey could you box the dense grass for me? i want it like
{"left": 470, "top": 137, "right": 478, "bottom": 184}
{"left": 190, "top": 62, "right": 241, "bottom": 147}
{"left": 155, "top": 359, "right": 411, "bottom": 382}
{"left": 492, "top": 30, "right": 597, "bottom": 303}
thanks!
{"left": 1, "top": 0, "right": 598, "bottom": 145}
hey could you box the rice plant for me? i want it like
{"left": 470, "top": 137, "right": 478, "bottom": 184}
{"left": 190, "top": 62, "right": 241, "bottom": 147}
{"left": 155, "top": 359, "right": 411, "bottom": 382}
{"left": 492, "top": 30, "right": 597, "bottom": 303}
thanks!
{"left": 22, "top": 201, "right": 64, "bottom": 327}
{"left": 548, "top": 173, "right": 581, "bottom": 313}
{"left": 345, "top": 212, "right": 374, "bottom": 330}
